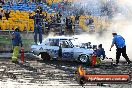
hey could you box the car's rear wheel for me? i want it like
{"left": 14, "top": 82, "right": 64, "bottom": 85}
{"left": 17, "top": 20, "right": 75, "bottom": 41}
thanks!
{"left": 41, "top": 52, "right": 51, "bottom": 61}
{"left": 78, "top": 54, "right": 89, "bottom": 63}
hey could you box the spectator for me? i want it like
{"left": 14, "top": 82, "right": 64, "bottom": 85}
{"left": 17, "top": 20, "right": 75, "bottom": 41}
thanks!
{"left": 58, "top": 3, "right": 61, "bottom": 9}
{"left": 65, "top": 17, "right": 69, "bottom": 29}
{"left": 51, "top": 16, "right": 56, "bottom": 24}
{"left": 85, "top": 18, "right": 89, "bottom": 26}
{"left": 56, "top": 12, "right": 62, "bottom": 23}
{"left": 0, "top": 10, "right": 4, "bottom": 20}
{"left": 36, "top": 5, "right": 43, "bottom": 14}
{"left": 75, "top": 14, "right": 80, "bottom": 23}
{"left": 29, "top": 9, "right": 45, "bottom": 44}
{"left": 89, "top": 18, "right": 94, "bottom": 25}
{"left": 67, "top": 17, "right": 73, "bottom": 35}
{"left": 4, "top": 10, "right": 10, "bottom": 20}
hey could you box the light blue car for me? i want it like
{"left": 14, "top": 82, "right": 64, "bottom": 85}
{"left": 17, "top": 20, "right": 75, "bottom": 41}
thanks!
{"left": 31, "top": 36, "right": 94, "bottom": 63}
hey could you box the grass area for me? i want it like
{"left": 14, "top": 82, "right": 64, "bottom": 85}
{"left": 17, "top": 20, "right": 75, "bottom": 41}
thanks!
{"left": 0, "top": 35, "right": 34, "bottom": 51}
{"left": 22, "top": 39, "right": 34, "bottom": 45}
{"left": 0, "top": 36, "right": 11, "bottom": 45}
{"left": 0, "top": 36, "right": 34, "bottom": 45}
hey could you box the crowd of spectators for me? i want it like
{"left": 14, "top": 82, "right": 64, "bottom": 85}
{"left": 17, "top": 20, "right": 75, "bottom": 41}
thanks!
{"left": 0, "top": 6, "right": 76, "bottom": 35}
{"left": 0, "top": 8, "right": 10, "bottom": 20}
{"left": 0, "top": 0, "right": 44, "bottom": 4}
{"left": 0, "top": 0, "right": 103, "bottom": 35}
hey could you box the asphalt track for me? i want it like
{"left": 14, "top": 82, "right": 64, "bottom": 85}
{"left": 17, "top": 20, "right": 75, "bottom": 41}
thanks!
{"left": 0, "top": 54, "right": 132, "bottom": 88}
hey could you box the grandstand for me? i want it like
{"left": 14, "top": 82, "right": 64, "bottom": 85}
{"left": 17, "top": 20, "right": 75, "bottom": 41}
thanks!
{"left": 0, "top": 0, "right": 111, "bottom": 32}
{"left": 0, "top": 1, "right": 56, "bottom": 30}
{"left": 0, "top": 0, "right": 112, "bottom": 52}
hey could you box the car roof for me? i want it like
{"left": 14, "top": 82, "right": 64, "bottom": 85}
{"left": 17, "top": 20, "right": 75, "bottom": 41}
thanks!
{"left": 47, "top": 36, "right": 73, "bottom": 40}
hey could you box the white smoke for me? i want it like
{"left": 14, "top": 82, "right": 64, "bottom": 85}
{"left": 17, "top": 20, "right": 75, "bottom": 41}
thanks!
{"left": 110, "top": 0, "right": 132, "bottom": 60}
{"left": 72, "top": 0, "right": 132, "bottom": 61}
{"left": 46, "top": 0, "right": 132, "bottom": 61}
{"left": 71, "top": 0, "right": 102, "bottom": 15}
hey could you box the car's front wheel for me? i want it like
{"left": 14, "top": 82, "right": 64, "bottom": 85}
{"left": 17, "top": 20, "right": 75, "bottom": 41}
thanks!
{"left": 41, "top": 52, "right": 51, "bottom": 61}
{"left": 78, "top": 54, "right": 89, "bottom": 63}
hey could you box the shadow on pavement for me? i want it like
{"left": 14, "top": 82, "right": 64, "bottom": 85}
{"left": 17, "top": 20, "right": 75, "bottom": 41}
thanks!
{"left": 37, "top": 59, "right": 87, "bottom": 74}
{"left": 16, "top": 62, "right": 37, "bottom": 72}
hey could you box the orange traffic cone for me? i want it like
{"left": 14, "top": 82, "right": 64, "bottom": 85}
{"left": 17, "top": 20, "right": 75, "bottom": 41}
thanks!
{"left": 21, "top": 48, "right": 24, "bottom": 64}
{"left": 91, "top": 54, "right": 96, "bottom": 66}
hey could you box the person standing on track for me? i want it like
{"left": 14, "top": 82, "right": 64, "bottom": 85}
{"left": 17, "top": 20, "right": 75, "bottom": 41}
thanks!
{"left": 11, "top": 28, "right": 23, "bottom": 63}
{"left": 110, "top": 33, "right": 131, "bottom": 65}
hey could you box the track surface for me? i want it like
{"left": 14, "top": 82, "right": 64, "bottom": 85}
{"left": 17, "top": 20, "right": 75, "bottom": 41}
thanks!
{"left": 0, "top": 54, "right": 132, "bottom": 88}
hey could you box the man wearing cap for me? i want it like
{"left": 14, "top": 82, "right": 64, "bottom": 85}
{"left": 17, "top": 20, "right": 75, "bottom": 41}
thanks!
{"left": 96, "top": 44, "right": 106, "bottom": 59}
{"left": 12, "top": 28, "right": 23, "bottom": 63}
{"left": 110, "top": 33, "right": 131, "bottom": 65}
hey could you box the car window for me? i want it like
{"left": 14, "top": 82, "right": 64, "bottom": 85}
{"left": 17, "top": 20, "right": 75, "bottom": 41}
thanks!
{"left": 67, "top": 40, "right": 74, "bottom": 48}
{"left": 60, "top": 40, "right": 72, "bottom": 48}
{"left": 61, "top": 41, "right": 68, "bottom": 48}
{"left": 70, "top": 39, "right": 80, "bottom": 47}
{"left": 49, "top": 39, "right": 59, "bottom": 46}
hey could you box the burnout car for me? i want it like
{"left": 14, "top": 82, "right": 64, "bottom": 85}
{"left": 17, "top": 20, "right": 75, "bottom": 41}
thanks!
{"left": 31, "top": 36, "right": 94, "bottom": 63}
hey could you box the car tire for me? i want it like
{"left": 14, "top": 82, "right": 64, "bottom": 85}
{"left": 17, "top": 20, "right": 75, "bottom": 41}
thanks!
{"left": 78, "top": 54, "right": 89, "bottom": 63}
{"left": 41, "top": 53, "right": 51, "bottom": 61}
{"left": 77, "top": 76, "right": 86, "bottom": 86}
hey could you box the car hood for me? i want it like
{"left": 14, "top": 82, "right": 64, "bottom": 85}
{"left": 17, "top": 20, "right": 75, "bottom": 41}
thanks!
{"left": 31, "top": 44, "right": 38, "bottom": 49}
{"left": 31, "top": 44, "right": 44, "bottom": 50}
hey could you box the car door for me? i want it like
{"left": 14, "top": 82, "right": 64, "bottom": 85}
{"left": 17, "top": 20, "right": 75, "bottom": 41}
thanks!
{"left": 60, "top": 40, "right": 74, "bottom": 61}
{"left": 46, "top": 39, "right": 59, "bottom": 59}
